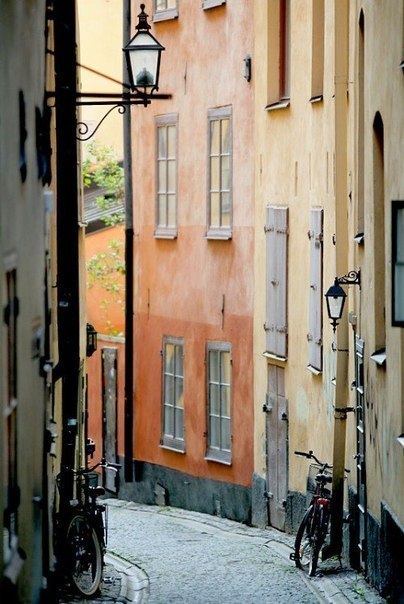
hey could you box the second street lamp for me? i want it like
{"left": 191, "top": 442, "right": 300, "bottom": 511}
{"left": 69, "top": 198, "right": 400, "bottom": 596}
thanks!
{"left": 123, "top": 3, "right": 165, "bottom": 95}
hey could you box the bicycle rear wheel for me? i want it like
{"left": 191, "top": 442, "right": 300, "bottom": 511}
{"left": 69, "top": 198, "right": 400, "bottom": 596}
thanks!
{"left": 66, "top": 513, "right": 103, "bottom": 597}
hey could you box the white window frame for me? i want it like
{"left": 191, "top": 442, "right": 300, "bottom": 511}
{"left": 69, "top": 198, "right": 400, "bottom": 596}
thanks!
{"left": 153, "top": 0, "right": 178, "bottom": 22}
{"left": 161, "top": 336, "right": 185, "bottom": 452}
{"left": 206, "top": 106, "right": 233, "bottom": 240}
{"left": 155, "top": 114, "right": 178, "bottom": 238}
{"left": 205, "top": 342, "right": 232, "bottom": 464}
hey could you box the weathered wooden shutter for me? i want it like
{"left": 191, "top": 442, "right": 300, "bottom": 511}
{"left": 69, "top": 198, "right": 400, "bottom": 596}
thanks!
{"left": 307, "top": 207, "right": 323, "bottom": 371}
{"left": 265, "top": 205, "right": 288, "bottom": 358}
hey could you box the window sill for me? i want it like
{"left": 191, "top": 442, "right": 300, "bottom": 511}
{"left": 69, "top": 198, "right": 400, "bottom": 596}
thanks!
{"left": 263, "top": 351, "right": 287, "bottom": 364}
{"left": 265, "top": 99, "right": 290, "bottom": 112}
{"left": 153, "top": 8, "right": 178, "bottom": 22}
{"left": 161, "top": 441, "right": 185, "bottom": 454}
{"left": 205, "top": 229, "right": 232, "bottom": 240}
{"left": 309, "top": 95, "right": 323, "bottom": 104}
{"left": 203, "top": 0, "right": 226, "bottom": 9}
{"left": 307, "top": 364, "right": 322, "bottom": 376}
{"left": 154, "top": 229, "right": 177, "bottom": 240}
{"left": 370, "top": 348, "right": 386, "bottom": 367}
{"left": 205, "top": 453, "right": 232, "bottom": 466}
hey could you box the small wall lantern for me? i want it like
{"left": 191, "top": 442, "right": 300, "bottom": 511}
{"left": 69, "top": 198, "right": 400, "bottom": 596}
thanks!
{"left": 325, "top": 270, "right": 361, "bottom": 332}
{"left": 123, "top": 4, "right": 165, "bottom": 95}
{"left": 86, "top": 323, "right": 98, "bottom": 357}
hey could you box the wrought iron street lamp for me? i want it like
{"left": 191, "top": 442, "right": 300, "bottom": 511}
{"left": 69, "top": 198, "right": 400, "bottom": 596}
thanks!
{"left": 123, "top": 4, "right": 165, "bottom": 95}
{"left": 325, "top": 270, "right": 361, "bottom": 332}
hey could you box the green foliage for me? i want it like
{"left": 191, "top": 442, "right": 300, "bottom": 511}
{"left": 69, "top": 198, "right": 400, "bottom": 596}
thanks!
{"left": 83, "top": 142, "right": 126, "bottom": 335}
{"left": 82, "top": 141, "right": 125, "bottom": 225}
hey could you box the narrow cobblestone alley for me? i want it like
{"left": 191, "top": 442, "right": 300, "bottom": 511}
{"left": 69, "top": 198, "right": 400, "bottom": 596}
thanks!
{"left": 59, "top": 500, "right": 386, "bottom": 604}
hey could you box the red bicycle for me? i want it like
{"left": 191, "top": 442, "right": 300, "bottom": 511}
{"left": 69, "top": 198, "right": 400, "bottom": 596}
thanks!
{"left": 290, "top": 450, "right": 338, "bottom": 576}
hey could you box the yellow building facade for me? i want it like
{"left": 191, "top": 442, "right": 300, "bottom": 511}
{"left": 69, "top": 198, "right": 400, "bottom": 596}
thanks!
{"left": 253, "top": 1, "right": 403, "bottom": 598}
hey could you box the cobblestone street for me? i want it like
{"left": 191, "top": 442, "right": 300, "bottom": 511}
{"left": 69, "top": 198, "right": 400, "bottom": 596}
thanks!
{"left": 60, "top": 500, "right": 386, "bottom": 604}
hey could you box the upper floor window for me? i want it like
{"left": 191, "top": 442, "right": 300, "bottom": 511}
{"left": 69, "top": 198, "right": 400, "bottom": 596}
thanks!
{"left": 392, "top": 201, "right": 404, "bottom": 326}
{"left": 266, "top": 0, "right": 291, "bottom": 109}
{"left": 155, "top": 114, "right": 178, "bottom": 238}
{"left": 207, "top": 107, "right": 232, "bottom": 239}
{"left": 153, "top": 0, "right": 178, "bottom": 22}
{"left": 162, "top": 337, "right": 185, "bottom": 451}
{"left": 206, "top": 342, "right": 232, "bottom": 464}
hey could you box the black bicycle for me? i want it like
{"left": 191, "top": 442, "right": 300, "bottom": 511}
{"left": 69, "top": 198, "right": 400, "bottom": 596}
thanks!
{"left": 290, "top": 450, "right": 339, "bottom": 577}
{"left": 57, "top": 456, "right": 121, "bottom": 597}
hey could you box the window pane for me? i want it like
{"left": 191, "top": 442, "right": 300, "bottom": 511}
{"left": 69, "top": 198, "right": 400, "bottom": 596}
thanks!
{"left": 158, "top": 161, "right": 167, "bottom": 192}
{"left": 221, "top": 193, "right": 231, "bottom": 226}
{"left": 397, "top": 209, "right": 404, "bottom": 261}
{"left": 395, "top": 265, "right": 404, "bottom": 321}
{"left": 210, "top": 157, "right": 220, "bottom": 191}
{"left": 209, "top": 350, "right": 220, "bottom": 381}
{"left": 175, "top": 345, "right": 183, "bottom": 375}
{"left": 210, "top": 120, "right": 220, "bottom": 155}
{"left": 221, "top": 119, "right": 230, "bottom": 153}
{"left": 221, "top": 385, "right": 230, "bottom": 418}
{"left": 164, "top": 405, "right": 174, "bottom": 436}
{"left": 209, "top": 416, "right": 220, "bottom": 448}
{"left": 221, "top": 418, "right": 231, "bottom": 450}
{"left": 221, "top": 155, "right": 230, "bottom": 190}
{"left": 167, "top": 195, "right": 176, "bottom": 227}
{"left": 221, "top": 351, "right": 231, "bottom": 385}
{"left": 175, "top": 378, "right": 184, "bottom": 409}
{"left": 167, "top": 159, "right": 176, "bottom": 191}
{"left": 210, "top": 193, "right": 220, "bottom": 227}
{"left": 167, "top": 125, "right": 176, "bottom": 157}
{"left": 165, "top": 343, "right": 174, "bottom": 371}
{"left": 158, "top": 194, "right": 167, "bottom": 226}
{"left": 158, "top": 127, "right": 167, "bottom": 158}
{"left": 175, "top": 407, "right": 183, "bottom": 438}
{"left": 209, "top": 383, "right": 220, "bottom": 415}
{"left": 165, "top": 374, "right": 174, "bottom": 405}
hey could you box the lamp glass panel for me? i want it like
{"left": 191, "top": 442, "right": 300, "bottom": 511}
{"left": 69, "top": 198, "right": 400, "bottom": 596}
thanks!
{"left": 327, "top": 294, "right": 345, "bottom": 320}
{"left": 128, "top": 34, "right": 159, "bottom": 87}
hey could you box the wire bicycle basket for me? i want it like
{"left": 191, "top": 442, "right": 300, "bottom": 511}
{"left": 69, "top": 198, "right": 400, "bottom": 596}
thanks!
{"left": 306, "top": 463, "right": 332, "bottom": 506}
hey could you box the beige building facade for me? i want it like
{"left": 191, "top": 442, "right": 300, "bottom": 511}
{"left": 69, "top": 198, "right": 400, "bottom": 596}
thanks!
{"left": 253, "top": 1, "right": 403, "bottom": 598}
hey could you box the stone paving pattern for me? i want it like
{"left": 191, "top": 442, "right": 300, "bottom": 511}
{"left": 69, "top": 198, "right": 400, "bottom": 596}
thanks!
{"left": 60, "top": 499, "right": 387, "bottom": 604}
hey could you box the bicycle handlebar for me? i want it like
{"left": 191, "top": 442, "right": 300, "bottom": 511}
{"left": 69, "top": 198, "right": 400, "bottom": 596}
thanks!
{"left": 294, "top": 450, "right": 350, "bottom": 473}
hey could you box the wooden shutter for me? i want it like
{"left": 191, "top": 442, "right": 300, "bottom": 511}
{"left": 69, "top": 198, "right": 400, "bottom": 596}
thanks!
{"left": 307, "top": 208, "right": 323, "bottom": 371}
{"left": 265, "top": 205, "right": 288, "bottom": 358}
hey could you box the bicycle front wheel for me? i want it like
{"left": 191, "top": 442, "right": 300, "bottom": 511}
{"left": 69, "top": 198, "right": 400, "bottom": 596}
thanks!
{"left": 66, "top": 514, "right": 103, "bottom": 597}
{"left": 294, "top": 506, "right": 314, "bottom": 572}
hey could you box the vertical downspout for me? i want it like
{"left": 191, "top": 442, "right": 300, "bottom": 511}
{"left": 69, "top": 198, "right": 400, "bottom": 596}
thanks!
{"left": 123, "top": 0, "right": 134, "bottom": 483}
{"left": 329, "top": 0, "right": 349, "bottom": 556}
{"left": 54, "top": 0, "right": 80, "bottom": 502}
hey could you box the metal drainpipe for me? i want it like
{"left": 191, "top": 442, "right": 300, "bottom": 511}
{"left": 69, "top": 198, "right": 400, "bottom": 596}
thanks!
{"left": 327, "top": 0, "right": 350, "bottom": 558}
{"left": 123, "top": 0, "right": 134, "bottom": 483}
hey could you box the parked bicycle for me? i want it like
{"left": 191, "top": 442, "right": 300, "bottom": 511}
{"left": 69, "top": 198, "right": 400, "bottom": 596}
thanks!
{"left": 290, "top": 450, "right": 349, "bottom": 577}
{"left": 56, "top": 454, "right": 121, "bottom": 597}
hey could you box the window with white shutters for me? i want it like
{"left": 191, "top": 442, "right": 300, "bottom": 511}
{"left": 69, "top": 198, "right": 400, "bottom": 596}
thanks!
{"left": 307, "top": 208, "right": 323, "bottom": 372}
{"left": 265, "top": 206, "right": 288, "bottom": 359}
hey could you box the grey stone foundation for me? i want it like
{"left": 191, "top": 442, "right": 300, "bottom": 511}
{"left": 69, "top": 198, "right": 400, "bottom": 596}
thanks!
{"left": 118, "top": 458, "right": 252, "bottom": 524}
